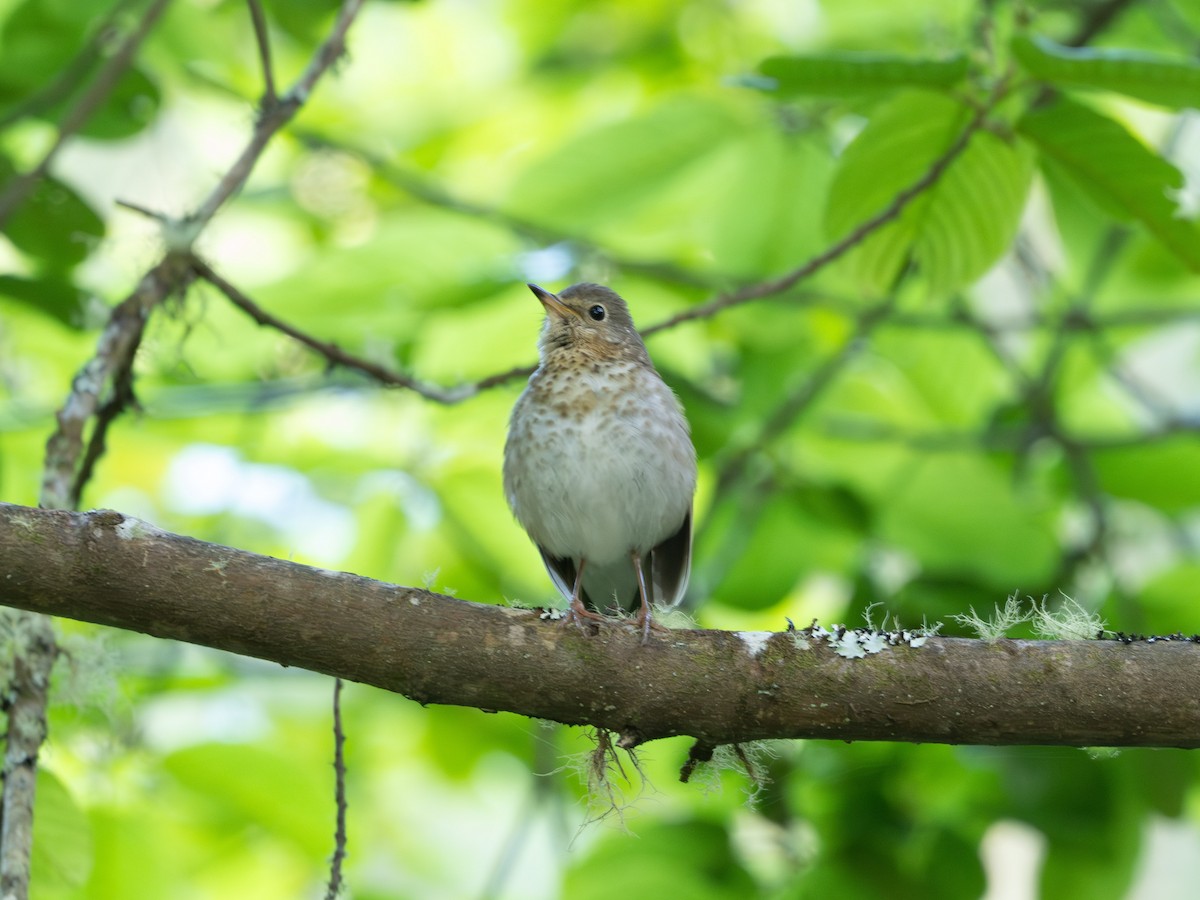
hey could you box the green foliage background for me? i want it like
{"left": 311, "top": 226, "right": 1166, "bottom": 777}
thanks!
{"left": 2, "top": 0, "right": 1200, "bottom": 896}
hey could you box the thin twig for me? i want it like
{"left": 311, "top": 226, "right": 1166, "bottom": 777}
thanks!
{"left": 325, "top": 677, "right": 348, "bottom": 900}
{"left": 246, "top": 0, "right": 278, "bottom": 106}
{"left": 0, "top": 0, "right": 174, "bottom": 228}
{"left": 190, "top": 256, "right": 494, "bottom": 403}
{"left": 191, "top": 0, "right": 364, "bottom": 227}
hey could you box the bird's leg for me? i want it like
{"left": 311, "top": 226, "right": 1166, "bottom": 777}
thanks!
{"left": 562, "top": 558, "right": 606, "bottom": 628}
{"left": 631, "top": 550, "right": 655, "bottom": 642}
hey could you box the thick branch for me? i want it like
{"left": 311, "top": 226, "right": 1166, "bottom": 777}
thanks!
{"left": 1, "top": 503, "right": 1198, "bottom": 749}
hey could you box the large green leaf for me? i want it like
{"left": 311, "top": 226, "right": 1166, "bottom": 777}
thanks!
{"left": 0, "top": 156, "right": 105, "bottom": 268}
{"left": 824, "top": 91, "right": 1035, "bottom": 295}
{"left": 1013, "top": 34, "right": 1200, "bottom": 110}
{"left": 504, "top": 96, "right": 736, "bottom": 231}
{"left": 755, "top": 52, "right": 969, "bottom": 97}
{"left": 1018, "top": 97, "right": 1200, "bottom": 271}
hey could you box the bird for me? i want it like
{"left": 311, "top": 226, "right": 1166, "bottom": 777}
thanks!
{"left": 503, "top": 282, "right": 697, "bottom": 638}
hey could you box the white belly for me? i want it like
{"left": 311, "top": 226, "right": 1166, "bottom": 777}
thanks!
{"left": 504, "top": 364, "right": 695, "bottom": 566}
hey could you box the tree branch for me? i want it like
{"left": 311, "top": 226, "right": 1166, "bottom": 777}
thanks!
{"left": 0, "top": 614, "right": 57, "bottom": 900}
{"left": 2, "top": 502, "right": 1198, "bottom": 750}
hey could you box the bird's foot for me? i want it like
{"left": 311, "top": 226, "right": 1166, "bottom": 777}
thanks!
{"left": 559, "top": 597, "right": 607, "bottom": 631}
{"left": 632, "top": 606, "right": 671, "bottom": 643}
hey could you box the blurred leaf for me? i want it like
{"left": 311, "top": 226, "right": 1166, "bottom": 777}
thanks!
{"left": 0, "top": 274, "right": 86, "bottom": 327}
{"left": 707, "top": 129, "right": 833, "bottom": 277}
{"left": 163, "top": 744, "right": 330, "bottom": 856}
{"left": 259, "top": 0, "right": 342, "bottom": 42}
{"left": 505, "top": 96, "right": 736, "bottom": 231}
{"left": 878, "top": 454, "right": 1057, "bottom": 588}
{"left": 565, "top": 819, "right": 755, "bottom": 899}
{"left": 0, "top": 0, "right": 111, "bottom": 96}
{"left": 0, "top": 156, "right": 104, "bottom": 267}
{"left": 31, "top": 770, "right": 93, "bottom": 892}
{"left": 1091, "top": 438, "right": 1200, "bottom": 514}
{"left": 704, "top": 483, "right": 862, "bottom": 610}
{"left": 824, "top": 91, "right": 1034, "bottom": 294}
{"left": 754, "top": 52, "right": 969, "bottom": 97}
{"left": 1013, "top": 34, "right": 1200, "bottom": 110}
{"left": 1018, "top": 97, "right": 1200, "bottom": 271}
{"left": 1138, "top": 563, "right": 1200, "bottom": 635}
{"left": 74, "top": 65, "right": 161, "bottom": 139}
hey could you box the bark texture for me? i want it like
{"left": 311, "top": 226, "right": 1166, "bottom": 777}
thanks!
{"left": 2, "top": 502, "right": 1198, "bottom": 749}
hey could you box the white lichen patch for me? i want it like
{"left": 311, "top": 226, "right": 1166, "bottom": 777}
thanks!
{"left": 114, "top": 516, "right": 163, "bottom": 541}
{"left": 790, "top": 617, "right": 941, "bottom": 658}
{"left": 736, "top": 631, "right": 774, "bottom": 658}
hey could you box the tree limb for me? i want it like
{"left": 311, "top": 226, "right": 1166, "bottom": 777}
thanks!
{"left": 2, "top": 502, "right": 1198, "bottom": 750}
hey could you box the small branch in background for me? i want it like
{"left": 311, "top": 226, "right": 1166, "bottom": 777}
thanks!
{"left": 246, "top": 0, "right": 278, "bottom": 107}
{"left": 41, "top": 253, "right": 194, "bottom": 509}
{"left": 190, "top": 257, "right": 497, "bottom": 403}
{"left": 0, "top": 615, "right": 58, "bottom": 900}
{"left": 325, "top": 678, "right": 348, "bottom": 900}
{"left": 0, "top": 0, "right": 174, "bottom": 229}
{"left": 191, "top": 0, "right": 364, "bottom": 227}
{"left": 70, "top": 357, "right": 140, "bottom": 510}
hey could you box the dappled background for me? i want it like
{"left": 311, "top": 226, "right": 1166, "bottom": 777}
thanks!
{"left": 2, "top": 0, "right": 1200, "bottom": 896}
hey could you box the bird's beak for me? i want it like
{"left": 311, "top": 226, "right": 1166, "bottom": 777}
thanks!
{"left": 527, "top": 283, "right": 575, "bottom": 319}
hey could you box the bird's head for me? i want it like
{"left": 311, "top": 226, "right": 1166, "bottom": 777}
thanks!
{"left": 528, "top": 282, "right": 649, "bottom": 364}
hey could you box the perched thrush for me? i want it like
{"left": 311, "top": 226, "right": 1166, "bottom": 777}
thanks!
{"left": 503, "top": 282, "right": 697, "bottom": 636}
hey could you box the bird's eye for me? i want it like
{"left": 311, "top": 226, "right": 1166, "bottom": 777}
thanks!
{"left": 588, "top": 305, "right": 606, "bottom": 321}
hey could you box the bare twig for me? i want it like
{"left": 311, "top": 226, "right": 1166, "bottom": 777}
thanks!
{"left": 190, "top": 256, "right": 494, "bottom": 403}
{"left": 191, "top": 0, "right": 364, "bottom": 227}
{"left": 325, "top": 678, "right": 348, "bottom": 900}
{"left": 246, "top": 0, "right": 278, "bottom": 106}
{"left": 0, "top": 0, "right": 173, "bottom": 229}
{"left": 0, "top": 614, "right": 58, "bottom": 900}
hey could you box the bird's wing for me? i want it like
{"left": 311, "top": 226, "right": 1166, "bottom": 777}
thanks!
{"left": 650, "top": 506, "right": 692, "bottom": 608}
{"left": 537, "top": 546, "right": 579, "bottom": 605}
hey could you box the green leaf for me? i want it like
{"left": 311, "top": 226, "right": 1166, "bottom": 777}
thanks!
{"left": 0, "top": 274, "right": 87, "bottom": 327}
{"left": 878, "top": 454, "right": 1057, "bottom": 587}
{"left": 1091, "top": 439, "right": 1200, "bottom": 514}
{"left": 504, "top": 97, "right": 735, "bottom": 231}
{"left": 565, "top": 819, "right": 755, "bottom": 900}
{"left": 1017, "top": 97, "right": 1200, "bottom": 271}
{"left": 754, "top": 52, "right": 969, "bottom": 97}
{"left": 74, "top": 66, "right": 161, "bottom": 140}
{"left": 0, "top": 156, "right": 105, "bottom": 268}
{"left": 1013, "top": 34, "right": 1200, "bottom": 110}
{"left": 32, "top": 770, "right": 94, "bottom": 891}
{"left": 824, "top": 91, "right": 1035, "bottom": 295}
